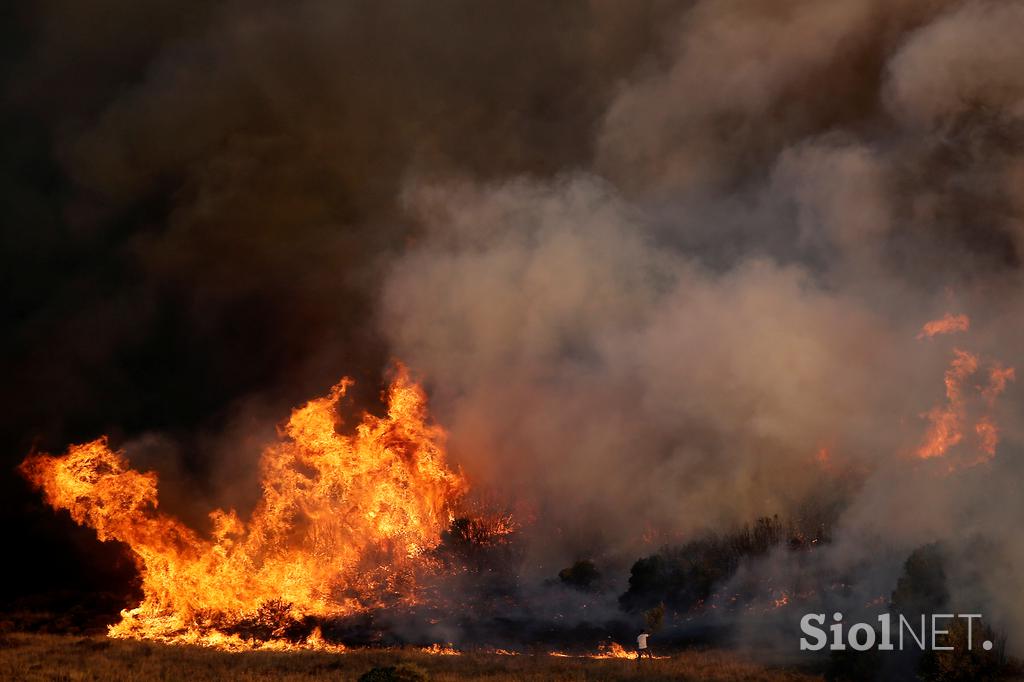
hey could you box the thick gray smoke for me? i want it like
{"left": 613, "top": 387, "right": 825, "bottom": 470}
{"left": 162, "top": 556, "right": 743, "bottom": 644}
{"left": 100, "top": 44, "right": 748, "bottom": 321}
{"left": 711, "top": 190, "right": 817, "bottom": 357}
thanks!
{"left": 376, "top": 0, "right": 1024, "bottom": 651}
{"left": 6, "top": 0, "right": 1024, "bottom": 654}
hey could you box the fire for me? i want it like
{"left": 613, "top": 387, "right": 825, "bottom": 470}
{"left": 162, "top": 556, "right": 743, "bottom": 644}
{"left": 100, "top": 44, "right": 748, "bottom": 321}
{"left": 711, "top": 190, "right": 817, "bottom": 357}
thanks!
{"left": 975, "top": 417, "right": 999, "bottom": 458}
{"left": 915, "top": 348, "right": 978, "bottom": 459}
{"left": 916, "top": 312, "right": 969, "bottom": 339}
{"left": 983, "top": 365, "right": 1016, "bottom": 404}
{"left": 20, "top": 365, "right": 468, "bottom": 649}
{"left": 549, "top": 642, "right": 668, "bottom": 660}
{"left": 593, "top": 642, "right": 635, "bottom": 659}
{"left": 420, "top": 643, "right": 461, "bottom": 656}
{"left": 912, "top": 316, "right": 1015, "bottom": 466}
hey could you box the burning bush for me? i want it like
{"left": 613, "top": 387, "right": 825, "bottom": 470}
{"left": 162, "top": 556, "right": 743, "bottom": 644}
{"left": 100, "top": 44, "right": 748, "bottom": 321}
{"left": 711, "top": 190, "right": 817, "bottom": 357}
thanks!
{"left": 435, "top": 514, "right": 522, "bottom": 603}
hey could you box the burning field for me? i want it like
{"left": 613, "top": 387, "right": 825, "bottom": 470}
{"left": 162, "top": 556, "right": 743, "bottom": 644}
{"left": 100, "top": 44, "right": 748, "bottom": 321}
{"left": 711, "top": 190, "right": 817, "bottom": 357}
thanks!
{"left": 5, "top": 1, "right": 1024, "bottom": 680}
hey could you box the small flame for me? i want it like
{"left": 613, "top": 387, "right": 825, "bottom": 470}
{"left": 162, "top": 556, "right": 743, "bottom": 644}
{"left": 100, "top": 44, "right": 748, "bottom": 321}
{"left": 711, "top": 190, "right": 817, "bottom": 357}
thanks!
{"left": 974, "top": 417, "right": 999, "bottom": 459}
{"left": 916, "top": 313, "right": 969, "bottom": 339}
{"left": 983, "top": 364, "right": 1016, "bottom": 404}
{"left": 549, "top": 642, "right": 668, "bottom": 660}
{"left": 420, "top": 643, "right": 461, "bottom": 656}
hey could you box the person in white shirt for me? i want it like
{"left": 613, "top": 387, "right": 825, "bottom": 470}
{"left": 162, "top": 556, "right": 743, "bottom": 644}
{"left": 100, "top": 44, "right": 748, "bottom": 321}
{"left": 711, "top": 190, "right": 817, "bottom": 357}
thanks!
{"left": 636, "top": 630, "right": 652, "bottom": 660}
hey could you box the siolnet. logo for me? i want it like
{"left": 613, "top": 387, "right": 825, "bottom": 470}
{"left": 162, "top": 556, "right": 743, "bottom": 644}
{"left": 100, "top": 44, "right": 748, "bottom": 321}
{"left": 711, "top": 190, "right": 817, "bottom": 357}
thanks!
{"left": 800, "top": 613, "right": 993, "bottom": 652}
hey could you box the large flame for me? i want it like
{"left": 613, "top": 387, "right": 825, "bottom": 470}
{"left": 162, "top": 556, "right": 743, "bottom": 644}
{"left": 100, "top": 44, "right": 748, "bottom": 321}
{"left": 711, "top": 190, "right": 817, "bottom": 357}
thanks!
{"left": 20, "top": 365, "right": 467, "bottom": 649}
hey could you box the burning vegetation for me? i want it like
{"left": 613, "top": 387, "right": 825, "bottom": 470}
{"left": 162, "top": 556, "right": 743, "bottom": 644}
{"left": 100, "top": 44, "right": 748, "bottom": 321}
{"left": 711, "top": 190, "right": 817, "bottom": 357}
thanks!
{"left": 19, "top": 366, "right": 470, "bottom": 650}
{"left": 13, "top": 313, "right": 1019, "bottom": 664}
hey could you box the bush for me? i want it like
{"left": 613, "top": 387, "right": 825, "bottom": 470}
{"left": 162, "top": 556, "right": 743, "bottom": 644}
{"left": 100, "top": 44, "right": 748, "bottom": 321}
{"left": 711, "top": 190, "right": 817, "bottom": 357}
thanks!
{"left": 644, "top": 603, "right": 665, "bottom": 633}
{"left": 891, "top": 544, "right": 949, "bottom": 616}
{"left": 619, "top": 515, "right": 829, "bottom": 612}
{"left": 558, "top": 560, "right": 601, "bottom": 591}
{"left": 919, "top": 617, "right": 1005, "bottom": 682}
{"left": 890, "top": 543, "right": 1009, "bottom": 681}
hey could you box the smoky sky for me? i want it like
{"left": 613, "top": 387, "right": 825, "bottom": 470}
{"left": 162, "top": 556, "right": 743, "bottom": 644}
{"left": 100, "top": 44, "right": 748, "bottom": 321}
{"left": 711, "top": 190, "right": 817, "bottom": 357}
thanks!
{"left": 5, "top": 0, "right": 1024, "bottom": 651}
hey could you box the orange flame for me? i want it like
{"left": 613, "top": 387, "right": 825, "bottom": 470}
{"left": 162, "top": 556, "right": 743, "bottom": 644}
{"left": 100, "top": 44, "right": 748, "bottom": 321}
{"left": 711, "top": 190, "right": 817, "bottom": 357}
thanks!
{"left": 915, "top": 348, "right": 977, "bottom": 459}
{"left": 974, "top": 418, "right": 999, "bottom": 459}
{"left": 549, "top": 642, "right": 667, "bottom": 660}
{"left": 420, "top": 643, "right": 462, "bottom": 656}
{"left": 912, "top": 324, "right": 1015, "bottom": 466}
{"left": 983, "top": 364, "right": 1016, "bottom": 404}
{"left": 20, "top": 365, "right": 467, "bottom": 649}
{"left": 916, "top": 313, "right": 970, "bottom": 339}
{"left": 593, "top": 642, "right": 636, "bottom": 659}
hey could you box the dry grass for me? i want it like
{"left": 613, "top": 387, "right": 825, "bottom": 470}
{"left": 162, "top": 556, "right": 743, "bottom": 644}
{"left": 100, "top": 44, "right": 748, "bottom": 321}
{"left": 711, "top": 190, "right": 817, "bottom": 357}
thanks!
{"left": 0, "top": 632, "right": 823, "bottom": 681}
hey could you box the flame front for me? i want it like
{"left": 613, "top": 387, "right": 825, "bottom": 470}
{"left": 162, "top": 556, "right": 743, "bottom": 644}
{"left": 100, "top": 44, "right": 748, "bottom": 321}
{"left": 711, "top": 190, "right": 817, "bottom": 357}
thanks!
{"left": 20, "top": 365, "right": 467, "bottom": 648}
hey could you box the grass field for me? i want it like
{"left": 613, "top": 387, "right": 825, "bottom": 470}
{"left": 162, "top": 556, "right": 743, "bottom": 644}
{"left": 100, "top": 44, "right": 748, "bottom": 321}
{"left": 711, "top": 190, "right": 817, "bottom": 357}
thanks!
{"left": 0, "top": 633, "right": 824, "bottom": 681}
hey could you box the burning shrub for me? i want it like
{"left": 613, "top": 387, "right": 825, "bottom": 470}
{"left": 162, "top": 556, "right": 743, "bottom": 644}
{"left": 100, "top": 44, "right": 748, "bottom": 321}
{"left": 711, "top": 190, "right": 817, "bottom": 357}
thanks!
{"left": 227, "top": 599, "right": 310, "bottom": 643}
{"left": 437, "top": 515, "right": 521, "bottom": 584}
{"left": 442, "top": 515, "right": 516, "bottom": 553}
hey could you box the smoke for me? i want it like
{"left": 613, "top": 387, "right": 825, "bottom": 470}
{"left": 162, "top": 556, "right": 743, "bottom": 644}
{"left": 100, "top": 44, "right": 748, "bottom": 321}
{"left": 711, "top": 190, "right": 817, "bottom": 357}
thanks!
{"left": 382, "top": 178, "right": 899, "bottom": 553}
{"left": 6, "top": 0, "right": 1024, "bottom": 654}
{"left": 376, "top": 0, "right": 1024, "bottom": 651}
